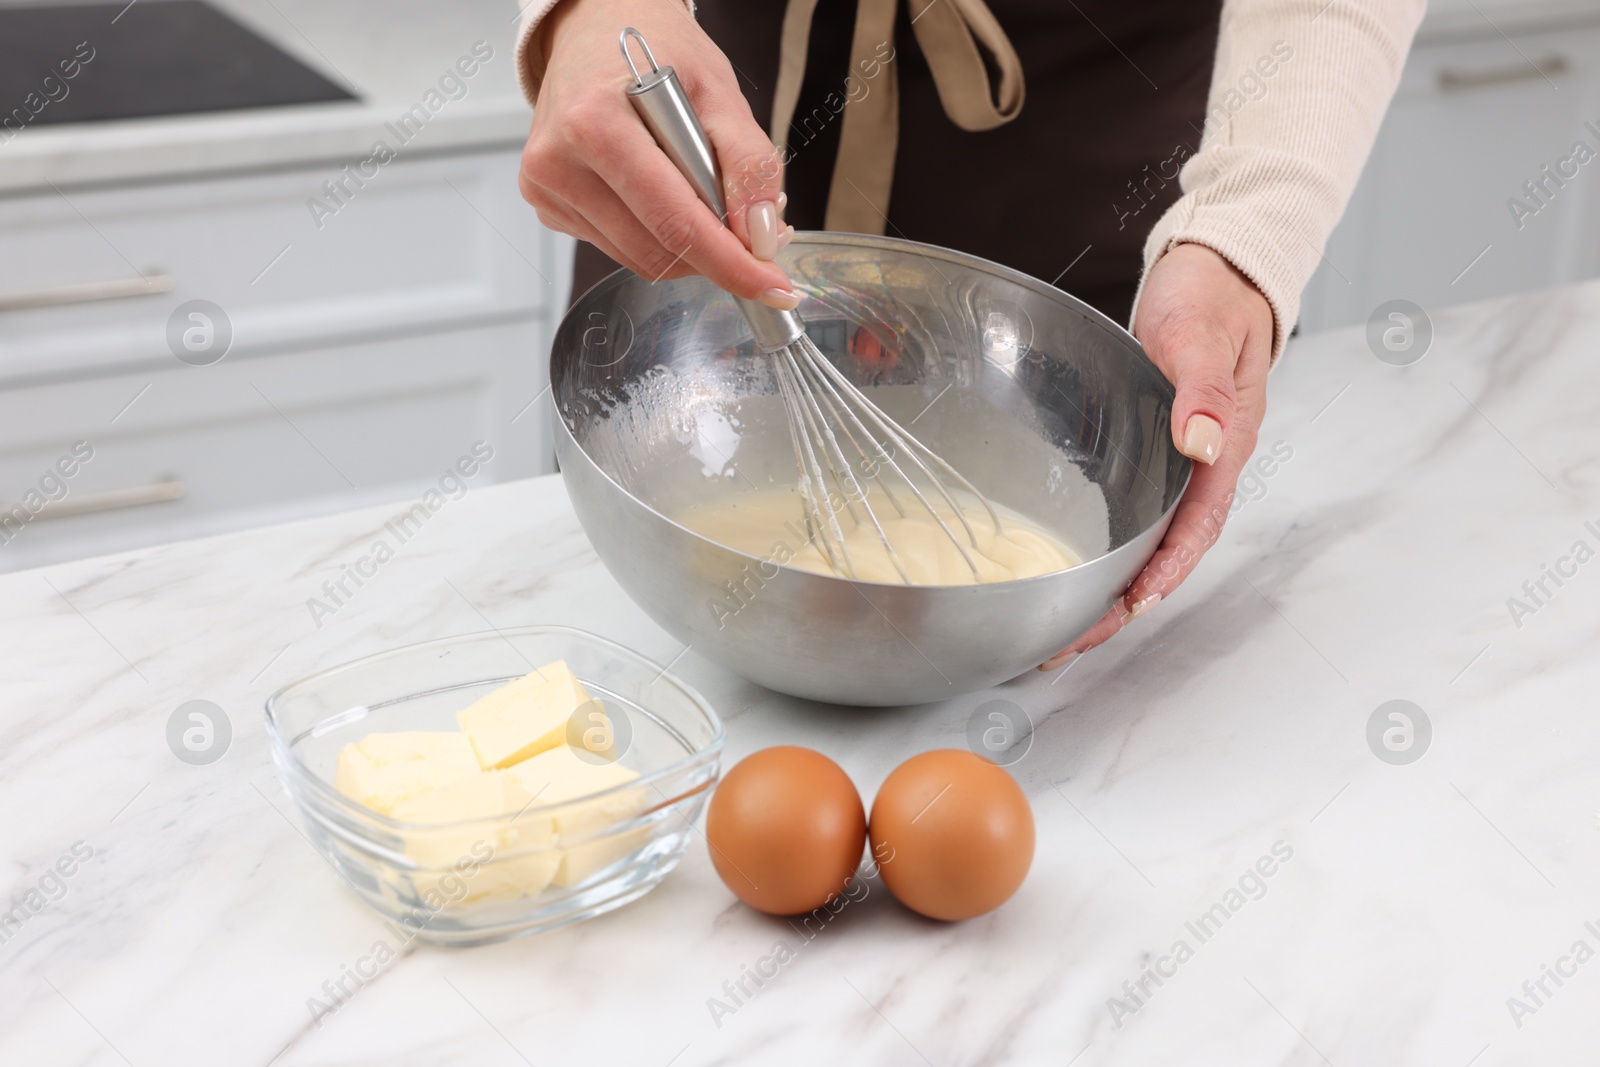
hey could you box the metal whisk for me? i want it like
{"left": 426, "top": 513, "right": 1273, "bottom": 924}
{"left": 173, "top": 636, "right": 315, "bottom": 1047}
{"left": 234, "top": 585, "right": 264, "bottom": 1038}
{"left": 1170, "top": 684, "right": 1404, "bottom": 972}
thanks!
{"left": 621, "top": 28, "right": 1001, "bottom": 583}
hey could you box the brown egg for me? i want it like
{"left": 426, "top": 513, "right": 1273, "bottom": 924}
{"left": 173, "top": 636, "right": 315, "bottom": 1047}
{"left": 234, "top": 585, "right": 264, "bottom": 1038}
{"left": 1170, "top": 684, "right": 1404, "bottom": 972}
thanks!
{"left": 706, "top": 746, "right": 867, "bottom": 915}
{"left": 869, "top": 749, "right": 1034, "bottom": 921}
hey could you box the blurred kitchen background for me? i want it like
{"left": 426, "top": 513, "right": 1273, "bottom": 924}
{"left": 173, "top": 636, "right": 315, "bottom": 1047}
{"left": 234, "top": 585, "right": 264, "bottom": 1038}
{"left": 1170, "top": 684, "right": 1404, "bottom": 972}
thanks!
{"left": 1, "top": 0, "right": 1596, "bottom": 572}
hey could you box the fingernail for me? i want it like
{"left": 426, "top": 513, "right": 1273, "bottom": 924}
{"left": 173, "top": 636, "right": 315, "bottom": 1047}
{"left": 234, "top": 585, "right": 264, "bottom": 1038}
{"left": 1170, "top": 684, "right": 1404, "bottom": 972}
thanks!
{"left": 748, "top": 201, "right": 779, "bottom": 260}
{"left": 758, "top": 287, "right": 800, "bottom": 310}
{"left": 1038, "top": 650, "right": 1079, "bottom": 672}
{"left": 1181, "top": 414, "right": 1223, "bottom": 464}
{"left": 776, "top": 224, "right": 795, "bottom": 252}
{"left": 1120, "top": 593, "right": 1161, "bottom": 623}
{"left": 777, "top": 191, "right": 788, "bottom": 213}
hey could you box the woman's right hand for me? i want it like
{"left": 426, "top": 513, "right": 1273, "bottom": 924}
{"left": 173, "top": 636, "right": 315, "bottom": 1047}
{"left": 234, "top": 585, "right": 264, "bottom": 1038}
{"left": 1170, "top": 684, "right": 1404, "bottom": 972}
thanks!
{"left": 519, "top": 0, "right": 797, "bottom": 308}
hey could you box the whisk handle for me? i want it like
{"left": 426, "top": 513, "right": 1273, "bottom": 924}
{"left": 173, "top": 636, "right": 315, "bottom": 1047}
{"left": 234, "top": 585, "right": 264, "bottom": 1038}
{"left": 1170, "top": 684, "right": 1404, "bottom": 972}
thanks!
{"left": 620, "top": 28, "right": 805, "bottom": 351}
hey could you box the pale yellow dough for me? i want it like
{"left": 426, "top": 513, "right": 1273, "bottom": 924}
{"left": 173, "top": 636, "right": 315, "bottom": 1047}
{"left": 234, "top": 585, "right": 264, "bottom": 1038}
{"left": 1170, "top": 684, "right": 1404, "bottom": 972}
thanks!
{"left": 676, "top": 487, "right": 1081, "bottom": 585}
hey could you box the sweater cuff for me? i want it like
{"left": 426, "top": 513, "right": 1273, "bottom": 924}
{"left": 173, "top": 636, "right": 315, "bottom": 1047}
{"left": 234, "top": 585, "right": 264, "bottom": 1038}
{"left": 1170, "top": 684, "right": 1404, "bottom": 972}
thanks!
{"left": 516, "top": 0, "right": 697, "bottom": 108}
{"left": 1134, "top": 148, "right": 1350, "bottom": 366}
{"left": 515, "top": 0, "right": 564, "bottom": 108}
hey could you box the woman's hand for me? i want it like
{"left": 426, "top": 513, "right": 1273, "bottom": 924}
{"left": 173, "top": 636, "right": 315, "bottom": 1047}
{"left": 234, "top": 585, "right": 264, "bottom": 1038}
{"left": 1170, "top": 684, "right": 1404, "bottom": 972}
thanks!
{"left": 519, "top": 0, "right": 796, "bottom": 306}
{"left": 1041, "top": 243, "right": 1274, "bottom": 668}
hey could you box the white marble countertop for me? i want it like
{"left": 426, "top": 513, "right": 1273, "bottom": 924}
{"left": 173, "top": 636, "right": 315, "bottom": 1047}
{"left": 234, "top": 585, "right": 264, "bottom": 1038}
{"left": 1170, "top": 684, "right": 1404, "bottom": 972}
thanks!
{"left": 4, "top": 278, "right": 1600, "bottom": 1065}
{"left": 0, "top": 0, "right": 531, "bottom": 195}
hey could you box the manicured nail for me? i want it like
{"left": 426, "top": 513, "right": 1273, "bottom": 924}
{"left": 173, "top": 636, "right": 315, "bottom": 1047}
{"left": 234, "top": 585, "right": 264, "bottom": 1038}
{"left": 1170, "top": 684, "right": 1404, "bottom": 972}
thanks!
{"left": 1120, "top": 593, "right": 1161, "bottom": 623}
{"left": 758, "top": 287, "right": 800, "bottom": 310}
{"left": 748, "top": 200, "right": 779, "bottom": 260}
{"left": 776, "top": 224, "right": 795, "bottom": 252}
{"left": 1181, "top": 414, "right": 1223, "bottom": 464}
{"left": 777, "top": 191, "right": 788, "bottom": 213}
{"left": 1038, "top": 650, "right": 1079, "bottom": 672}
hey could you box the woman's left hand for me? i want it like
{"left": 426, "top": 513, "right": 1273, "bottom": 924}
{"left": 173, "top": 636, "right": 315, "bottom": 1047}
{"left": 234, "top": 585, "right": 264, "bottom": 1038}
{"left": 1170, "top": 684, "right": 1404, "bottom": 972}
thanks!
{"left": 1040, "top": 242, "right": 1274, "bottom": 669}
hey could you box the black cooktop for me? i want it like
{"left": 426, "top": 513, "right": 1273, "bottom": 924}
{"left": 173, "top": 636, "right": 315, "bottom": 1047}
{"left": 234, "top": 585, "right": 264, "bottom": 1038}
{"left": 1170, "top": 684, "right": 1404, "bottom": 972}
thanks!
{"left": 0, "top": 0, "right": 356, "bottom": 126}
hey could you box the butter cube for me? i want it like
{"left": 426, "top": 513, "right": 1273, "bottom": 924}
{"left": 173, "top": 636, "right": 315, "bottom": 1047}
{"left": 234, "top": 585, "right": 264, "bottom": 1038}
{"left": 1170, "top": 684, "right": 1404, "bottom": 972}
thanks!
{"left": 389, "top": 770, "right": 542, "bottom": 832}
{"left": 455, "top": 659, "right": 611, "bottom": 769}
{"left": 334, "top": 731, "right": 480, "bottom": 814}
{"left": 507, "top": 745, "right": 648, "bottom": 887}
{"left": 391, "top": 771, "right": 560, "bottom": 904}
{"left": 453, "top": 852, "right": 564, "bottom": 907}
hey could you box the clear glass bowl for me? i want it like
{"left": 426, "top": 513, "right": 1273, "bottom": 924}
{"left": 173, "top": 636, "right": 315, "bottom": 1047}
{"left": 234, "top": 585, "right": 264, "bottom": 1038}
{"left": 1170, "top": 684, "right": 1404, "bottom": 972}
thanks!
{"left": 265, "top": 626, "right": 724, "bottom": 946}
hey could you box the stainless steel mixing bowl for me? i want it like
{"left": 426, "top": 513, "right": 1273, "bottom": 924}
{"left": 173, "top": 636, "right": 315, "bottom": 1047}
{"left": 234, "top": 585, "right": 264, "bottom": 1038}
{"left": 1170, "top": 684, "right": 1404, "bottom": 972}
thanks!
{"left": 551, "top": 233, "right": 1190, "bottom": 706}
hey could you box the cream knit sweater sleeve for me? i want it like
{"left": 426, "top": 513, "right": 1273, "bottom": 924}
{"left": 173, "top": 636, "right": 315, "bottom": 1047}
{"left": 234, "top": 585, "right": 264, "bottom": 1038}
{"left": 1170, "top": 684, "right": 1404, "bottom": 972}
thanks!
{"left": 1136, "top": 0, "right": 1426, "bottom": 360}
{"left": 514, "top": 0, "right": 697, "bottom": 105}
{"left": 515, "top": 0, "right": 1425, "bottom": 361}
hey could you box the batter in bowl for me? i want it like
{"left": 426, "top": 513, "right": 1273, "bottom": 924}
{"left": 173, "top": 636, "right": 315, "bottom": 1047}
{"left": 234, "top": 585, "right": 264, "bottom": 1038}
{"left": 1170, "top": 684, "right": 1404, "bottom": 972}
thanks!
{"left": 675, "top": 487, "right": 1081, "bottom": 585}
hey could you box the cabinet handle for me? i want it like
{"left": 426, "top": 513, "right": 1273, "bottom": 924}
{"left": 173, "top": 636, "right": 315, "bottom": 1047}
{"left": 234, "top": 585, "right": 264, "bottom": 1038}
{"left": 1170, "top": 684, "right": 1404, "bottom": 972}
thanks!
{"left": 1438, "top": 55, "right": 1567, "bottom": 91}
{"left": 32, "top": 479, "right": 186, "bottom": 521}
{"left": 0, "top": 270, "right": 174, "bottom": 312}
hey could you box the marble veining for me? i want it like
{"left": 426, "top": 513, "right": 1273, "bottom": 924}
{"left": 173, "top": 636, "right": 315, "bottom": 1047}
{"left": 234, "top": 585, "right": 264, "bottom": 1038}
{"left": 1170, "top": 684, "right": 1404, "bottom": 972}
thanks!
{"left": 3, "top": 281, "right": 1600, "bottom": 1063}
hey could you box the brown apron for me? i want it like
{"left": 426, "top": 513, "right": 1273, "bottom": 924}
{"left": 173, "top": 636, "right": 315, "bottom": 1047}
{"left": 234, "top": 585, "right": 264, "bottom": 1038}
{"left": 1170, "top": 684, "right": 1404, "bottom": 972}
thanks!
{"left": 570, "top": 0, "right": 1222, "bottom": 324}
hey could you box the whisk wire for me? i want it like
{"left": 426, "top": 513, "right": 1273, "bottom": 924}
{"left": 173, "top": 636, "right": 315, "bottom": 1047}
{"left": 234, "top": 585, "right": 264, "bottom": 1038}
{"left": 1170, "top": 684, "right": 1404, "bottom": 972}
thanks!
{"left": 767, "top": 332, "right": 1005, "bottom": 585}
{"left": 782, "top": 347, "right": 914, "bottom": 584}
{"left": 782, "top": 336, "right": 1003, "bottom": 582}
{"left": 772, "top": 356, "right": 854, "bottom": 578}
{"left": 789, "top": 353, "right": 909, "bottom": 522}
{"left": 786, "top": 346, "right": 936, "bottom": 579}
{"left": 802, "top": 341, "right": 1002, "bottom": 544}
{"left": 793, "top": 345, "right": 924, "bottom": 521}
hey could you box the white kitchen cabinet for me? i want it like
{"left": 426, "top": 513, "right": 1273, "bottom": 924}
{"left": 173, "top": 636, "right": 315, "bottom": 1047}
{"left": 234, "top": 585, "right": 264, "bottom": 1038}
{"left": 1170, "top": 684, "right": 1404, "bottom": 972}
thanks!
{"left": 0, "top": 150, "right": 565, "bottom": 380}
{"left": 0, "top": 147, "right": 577, "bottom": 572}
{"left": 0, "top": 318, "right": 554, "bottom": 572}
{"left": 1299, "top": 13, "right": 1600, "bottom": 331}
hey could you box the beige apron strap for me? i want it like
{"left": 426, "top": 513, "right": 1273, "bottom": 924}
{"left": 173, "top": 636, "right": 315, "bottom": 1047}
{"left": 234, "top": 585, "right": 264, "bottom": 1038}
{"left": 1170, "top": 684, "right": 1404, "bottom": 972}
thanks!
{"left": 771, "top": 0, "right": 824, "bottom": 161}
{"left": 770, "top": 0, "right": 1026, "bottom": 235}
{"left": 824, "top": 0, "right": 901, "bottom": 232}
{"left": 906, "top": 0, "right": 1025, "bottom": 132}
